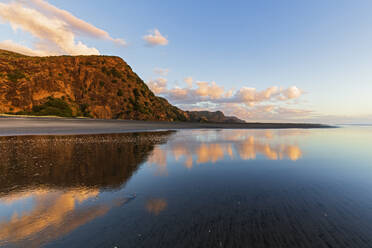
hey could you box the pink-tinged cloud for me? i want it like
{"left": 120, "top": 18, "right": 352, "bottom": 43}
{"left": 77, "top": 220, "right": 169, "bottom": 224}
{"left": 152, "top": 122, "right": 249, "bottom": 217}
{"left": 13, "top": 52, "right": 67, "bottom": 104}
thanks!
{"left": 0, "top": 2, "right": 99, "bottom": 55}
{"left": 279, "top": 86, "right": 302, "bottom": 100}
{"left": 148, "top": 77, "right": 303, "bottom": 105}
{"left": 148, "top": 79, "right": 227, "bottom": 103}
{"left": 235, "top": 86, "right": 279, "bottom": 104}
{"left": 195, "top": 81, "right": 225, "bottom": 99}
{"left": 147, "top": 77, "right": 309, "bottom": 121}
{"left": 143, "top": 29, "right": 169, "bottom": 46}
{"left": 0, "top": 1, "right": 126, "bottom": 56}
{"left": 154, "top": 68, "right": 170, "bottom": 76}
{"left": 0, "top": 40, "right": 48, "bottom": 56}
{"left": 147, "top": 78, "right": 168, "bottom": 94}
{"left": 184, "top": 77, "right": 193, "bottom": 88}
{"left": 27, "top": 0, "right": 126, "bottom": 46}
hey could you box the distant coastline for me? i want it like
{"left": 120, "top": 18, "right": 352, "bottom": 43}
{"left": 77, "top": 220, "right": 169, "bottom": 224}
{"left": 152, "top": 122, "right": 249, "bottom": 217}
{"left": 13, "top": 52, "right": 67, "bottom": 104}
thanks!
{"left": 0, "top": 116, "right": 334, "bottom": 137}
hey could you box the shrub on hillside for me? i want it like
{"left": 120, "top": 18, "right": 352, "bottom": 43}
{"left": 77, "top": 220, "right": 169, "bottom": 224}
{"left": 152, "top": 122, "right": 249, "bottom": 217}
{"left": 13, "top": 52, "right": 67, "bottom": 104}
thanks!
{"left": 14, "top": 97, "right": 74, "bottom": 117}
{"left": 7, "top": 70, "right": 25, "bottom": 83}
{"left": 117, "top": 89, "right": 123, "bottom": 96}
{"left": 31, "top": 97, "right": 73, "bottom": 117}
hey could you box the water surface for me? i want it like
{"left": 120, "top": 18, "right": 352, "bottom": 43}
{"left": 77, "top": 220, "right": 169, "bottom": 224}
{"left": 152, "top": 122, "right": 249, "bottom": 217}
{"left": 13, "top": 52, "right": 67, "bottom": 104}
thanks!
{"left": 1, "top": 127, "right": 372, "bottom": 247}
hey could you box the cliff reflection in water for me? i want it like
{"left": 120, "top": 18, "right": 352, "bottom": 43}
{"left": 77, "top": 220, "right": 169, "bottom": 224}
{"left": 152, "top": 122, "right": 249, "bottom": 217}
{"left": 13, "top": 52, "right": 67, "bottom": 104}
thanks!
{"left": 0, "top": 129, "right": 306, "bottom": 247}
{"left": 147, "top": 129, "right": 304, "bottom": 173}
{"left": 0, "top": 132, "right": 173, "bottom": 194}
{"left": 0, "top": 132, "right": 173, "bottom": 247}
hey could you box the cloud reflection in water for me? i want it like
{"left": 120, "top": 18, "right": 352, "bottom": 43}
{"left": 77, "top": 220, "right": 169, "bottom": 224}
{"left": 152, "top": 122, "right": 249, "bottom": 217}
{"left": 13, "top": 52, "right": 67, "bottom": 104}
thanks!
{"left": 147, "top": 130, "right": 305, "bottom": 173}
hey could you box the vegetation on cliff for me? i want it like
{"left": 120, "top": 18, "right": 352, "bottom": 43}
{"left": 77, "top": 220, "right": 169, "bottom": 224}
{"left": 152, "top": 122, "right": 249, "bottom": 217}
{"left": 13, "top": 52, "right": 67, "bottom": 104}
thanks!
{"left": 11, "top": 97, "right": 74, "bottom": 117}
{"left": 0, "top": 49, "right": 244, "bottom": 122}
{"left": 0, "top": 49, "right": 188, "bottom": 121}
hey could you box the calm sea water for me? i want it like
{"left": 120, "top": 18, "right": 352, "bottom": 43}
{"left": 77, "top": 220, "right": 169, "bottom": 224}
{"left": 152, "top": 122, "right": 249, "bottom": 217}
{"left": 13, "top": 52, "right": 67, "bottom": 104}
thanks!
{"left": 0, "top": 127, "right": 372, "bottom": 248}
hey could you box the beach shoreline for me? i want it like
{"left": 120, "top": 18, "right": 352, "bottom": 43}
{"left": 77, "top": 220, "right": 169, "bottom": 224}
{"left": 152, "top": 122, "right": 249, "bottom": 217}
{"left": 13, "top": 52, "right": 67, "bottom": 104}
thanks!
{"left": 0, "top": 116, "right": 334, "bottom": 137}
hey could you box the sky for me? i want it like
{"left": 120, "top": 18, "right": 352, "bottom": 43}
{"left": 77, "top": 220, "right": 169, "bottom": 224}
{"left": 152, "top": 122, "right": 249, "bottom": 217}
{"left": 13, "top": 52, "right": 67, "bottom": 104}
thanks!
{"left": 0, "top": 0, "right": 371, "bottom": 124}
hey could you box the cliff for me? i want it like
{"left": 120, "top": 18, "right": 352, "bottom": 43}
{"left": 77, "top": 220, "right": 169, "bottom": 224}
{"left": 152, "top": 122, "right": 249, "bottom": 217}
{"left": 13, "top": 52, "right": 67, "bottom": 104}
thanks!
{"left": 0, "top": 49, "right": 188, "bottom": 121}
{"left": 187, "top": 110, "right": 245, "bottom": 123}
{"left": 0, "top": 49, "right": 244, "bottom": 123}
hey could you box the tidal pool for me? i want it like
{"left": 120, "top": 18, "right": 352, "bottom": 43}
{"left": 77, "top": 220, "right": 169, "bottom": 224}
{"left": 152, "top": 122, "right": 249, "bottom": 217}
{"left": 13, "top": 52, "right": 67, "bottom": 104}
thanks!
{"left": 0, "top": 127, "right": 372, "bottom": 248}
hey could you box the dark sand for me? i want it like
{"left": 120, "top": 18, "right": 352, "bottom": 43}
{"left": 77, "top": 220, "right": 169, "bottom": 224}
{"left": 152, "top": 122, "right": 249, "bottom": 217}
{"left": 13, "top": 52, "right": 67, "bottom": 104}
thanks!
{"left": 1, "top": 129, "right": 371, "bottom": 248}
{"left": 0, "top": 116, "right": 332, "bottom": 136}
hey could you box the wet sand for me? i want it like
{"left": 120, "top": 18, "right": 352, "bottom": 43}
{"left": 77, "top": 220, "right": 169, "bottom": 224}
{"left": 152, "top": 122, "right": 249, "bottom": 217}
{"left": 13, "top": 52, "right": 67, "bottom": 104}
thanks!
{"left": 0, "top": 117, "right": 332, "bottom": 136}
{"left": 1, "top": 129, "right": 372, "bottom": 248}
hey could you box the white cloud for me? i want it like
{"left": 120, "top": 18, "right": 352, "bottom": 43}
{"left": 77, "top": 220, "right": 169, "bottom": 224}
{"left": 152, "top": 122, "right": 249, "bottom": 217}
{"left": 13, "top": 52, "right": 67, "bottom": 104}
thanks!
{"left": 154, "top": 68, "right": 169, "bottom": 76}
{"left": 148, "top": 78, "right": 226, "bottom": 103}
{"left": 168, "top": 87, "right": 190, "bottom": 100}
{"left": 146, "top": 76, "right": 308, "bottom": 121}
{"left": 0, "top": 40, "right": 48, "bottom": 56}
{"left": 26, "top": 0, "right": 126, "bottom": 46}
{"left": 143, "top": 29, "right": 168, "bottom": 46}
{"left": 195, "top": 81, "right": 225, "bottom": 99}
{"left": 281, "top": 86, "right": 302, "bottom": 99}
{"left": 147, "top": 77, "right": 168, "bottom": 95}
{"left": 184, "top": 77, "right": 193, "bottom": 88}
{"left": 0, "top": 2, "right": 99, "bottom": 55}
{"left": 235, "top": 86, "right": 279, "bottom": 104}
{"left": 147, "top": 77, "right": 303, "bottom": 106}
{"left": 0, "top": 1, "right": 126, "bottom": 56}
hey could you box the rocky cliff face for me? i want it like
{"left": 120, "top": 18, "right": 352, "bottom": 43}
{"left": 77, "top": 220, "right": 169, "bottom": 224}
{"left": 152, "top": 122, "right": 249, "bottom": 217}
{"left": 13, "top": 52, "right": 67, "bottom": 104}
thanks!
{"left": 0, "top": 49, "right": 244, "bottom": 123}
{"left": 0, "top": 49, "right": 188, "bottom": 121}
{"left": 187, "top": 111, "right": 245, "bottom": 123}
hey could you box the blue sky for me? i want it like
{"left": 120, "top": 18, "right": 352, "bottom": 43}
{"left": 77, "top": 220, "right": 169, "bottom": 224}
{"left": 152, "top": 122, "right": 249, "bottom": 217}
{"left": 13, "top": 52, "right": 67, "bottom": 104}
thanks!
{"left": 1, "top": 0, "right": 372, "bottom": 123}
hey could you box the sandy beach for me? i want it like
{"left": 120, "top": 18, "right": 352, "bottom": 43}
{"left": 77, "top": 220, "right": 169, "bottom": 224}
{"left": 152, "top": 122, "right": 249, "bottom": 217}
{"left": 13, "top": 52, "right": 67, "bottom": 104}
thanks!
{"left": 0, "top": 116, "right": 331, "bottom": 136}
